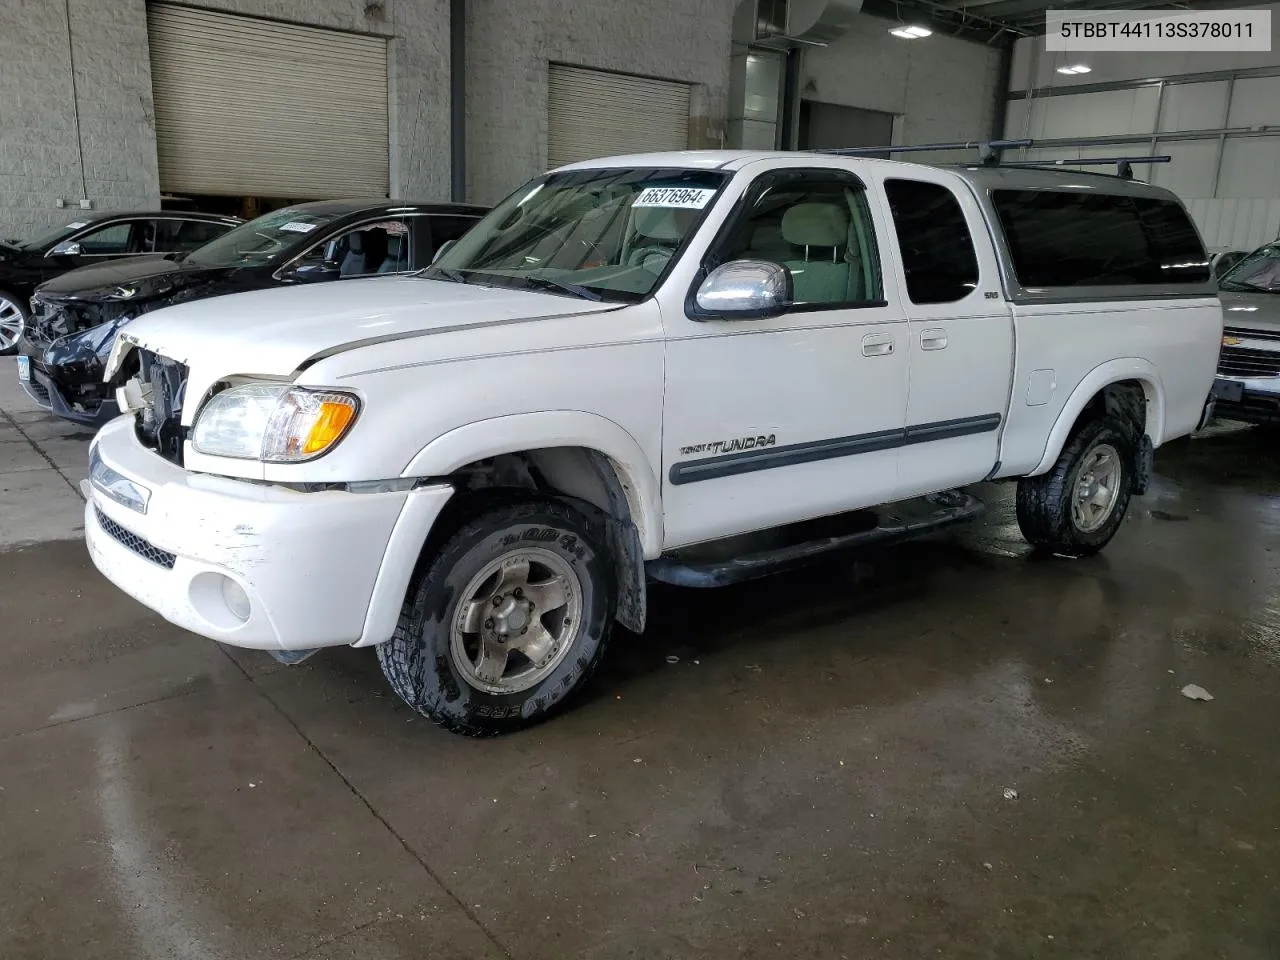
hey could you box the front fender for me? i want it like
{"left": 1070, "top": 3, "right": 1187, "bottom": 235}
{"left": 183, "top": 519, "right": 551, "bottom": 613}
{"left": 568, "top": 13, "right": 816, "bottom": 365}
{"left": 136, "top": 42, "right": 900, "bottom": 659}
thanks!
{"left": 1028, "top": 358, "right": 1166, "bottom": 477}
{"left": 401, "top": 410, "right": 663, "bottom": 557}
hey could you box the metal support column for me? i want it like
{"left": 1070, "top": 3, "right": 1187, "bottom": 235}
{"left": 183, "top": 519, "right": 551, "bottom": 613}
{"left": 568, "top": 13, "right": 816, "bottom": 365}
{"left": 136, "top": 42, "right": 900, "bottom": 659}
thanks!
{"left": 1149, "top": 80, "right": 1166, "bottom": 157}
{"left": 779, "top": 47, "right": 802, "bottom": 150}
{"left": 1211, "top": 75, "right": 1236, "bottom": 199}
{"left": 991, "top": 42, "right": 1014, "bottom": 140}
{"left": 450, "top": 0, "right": 466, "bottom": 202}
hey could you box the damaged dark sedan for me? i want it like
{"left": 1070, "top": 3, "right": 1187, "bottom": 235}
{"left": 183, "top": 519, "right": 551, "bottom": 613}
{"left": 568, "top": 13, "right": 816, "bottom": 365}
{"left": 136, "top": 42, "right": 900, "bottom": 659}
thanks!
{"left": 19, "top": 199, "right": 487, "bottom": 427}
{"left": 0, "top": 211, "right": 241, "bottom": 355}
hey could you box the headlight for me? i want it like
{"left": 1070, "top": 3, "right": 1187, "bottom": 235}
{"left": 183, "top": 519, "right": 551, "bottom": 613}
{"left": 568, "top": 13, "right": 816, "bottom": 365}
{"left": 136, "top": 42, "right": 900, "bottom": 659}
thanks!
{"left": 191, "top": 382, "right": 360, "bottom": 462}
{"left": 107, "top": 285, "right": 138, "bottom": 300}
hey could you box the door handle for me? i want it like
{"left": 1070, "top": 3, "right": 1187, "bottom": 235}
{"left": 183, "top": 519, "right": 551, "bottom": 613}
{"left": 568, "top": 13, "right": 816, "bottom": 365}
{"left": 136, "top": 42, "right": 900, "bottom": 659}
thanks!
{"left": 862, "top": 333, "right": 895, "bottom": 357}
{"left": 920, "top": 327, "right": 948, "bottom": 351}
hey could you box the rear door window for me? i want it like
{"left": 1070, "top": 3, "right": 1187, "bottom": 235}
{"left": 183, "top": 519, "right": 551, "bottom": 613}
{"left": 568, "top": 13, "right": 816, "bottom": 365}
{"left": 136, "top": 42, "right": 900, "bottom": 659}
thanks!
{"left": 991, "top": 190, "right": 1209, "bottom": 287}
{"left": 142, "top": 219, "right": 199, "bottom": 253}
{"left": 173, "top": 219, "right": 232, "bottom": 252}
{"left": 883, "top": 180, "right": 980, "bottom": 304}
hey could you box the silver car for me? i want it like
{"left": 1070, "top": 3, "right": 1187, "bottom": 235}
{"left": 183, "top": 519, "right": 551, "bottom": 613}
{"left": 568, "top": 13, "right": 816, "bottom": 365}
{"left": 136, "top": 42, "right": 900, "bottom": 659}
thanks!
{"left": 1211, "top": 242, "right": 1280, "bottom": 424}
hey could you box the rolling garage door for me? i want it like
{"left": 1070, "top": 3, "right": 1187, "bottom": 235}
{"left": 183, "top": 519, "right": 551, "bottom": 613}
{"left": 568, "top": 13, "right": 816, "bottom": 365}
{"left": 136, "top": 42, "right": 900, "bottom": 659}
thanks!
{"left": 147, "top": 4, "right": 389, "bottom": 198}
{"left": 547, "top": 65, "right": 691, "bottom": 169}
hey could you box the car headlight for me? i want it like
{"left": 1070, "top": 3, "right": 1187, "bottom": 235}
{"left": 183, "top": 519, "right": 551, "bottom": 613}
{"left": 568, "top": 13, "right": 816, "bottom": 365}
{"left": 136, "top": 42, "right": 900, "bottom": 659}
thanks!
{"left": 191, "top": 382, "right": 360, "bottom": 462}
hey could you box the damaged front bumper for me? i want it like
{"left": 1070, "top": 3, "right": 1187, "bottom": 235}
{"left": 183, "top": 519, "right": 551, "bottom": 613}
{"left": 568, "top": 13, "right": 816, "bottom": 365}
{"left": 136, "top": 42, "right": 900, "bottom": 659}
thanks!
{"left": 20, "top": 297, "right": 129, "bottom": 427}
{"left": 84, "top": 416, "right": 455, "bottom": 651}
{"left": 17, "top": 342, "right": 119, "bottom": 427}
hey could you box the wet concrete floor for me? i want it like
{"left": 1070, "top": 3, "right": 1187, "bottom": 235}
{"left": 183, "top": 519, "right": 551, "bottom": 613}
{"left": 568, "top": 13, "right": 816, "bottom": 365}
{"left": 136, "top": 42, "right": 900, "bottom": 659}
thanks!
{"left": 2, "top": 420, "right": 1280, "bottom": 959}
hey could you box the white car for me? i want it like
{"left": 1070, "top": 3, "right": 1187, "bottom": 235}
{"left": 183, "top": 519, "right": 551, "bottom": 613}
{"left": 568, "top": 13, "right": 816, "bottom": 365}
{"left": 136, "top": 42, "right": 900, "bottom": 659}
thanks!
{"left": 84, "top": 150, "right": 1223, "bottom": 735}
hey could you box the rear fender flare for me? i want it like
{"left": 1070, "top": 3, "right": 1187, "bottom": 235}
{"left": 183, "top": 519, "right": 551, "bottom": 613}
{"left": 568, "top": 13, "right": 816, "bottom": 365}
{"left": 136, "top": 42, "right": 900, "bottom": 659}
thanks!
{"left": 1028, "top": 359, "right": 1165, "bottom": 477}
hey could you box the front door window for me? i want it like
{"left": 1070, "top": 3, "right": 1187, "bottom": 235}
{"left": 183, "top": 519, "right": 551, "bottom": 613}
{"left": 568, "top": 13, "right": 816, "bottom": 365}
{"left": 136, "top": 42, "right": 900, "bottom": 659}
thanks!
{"left": 74, "top": 222, "right": 135, "bottom": 256}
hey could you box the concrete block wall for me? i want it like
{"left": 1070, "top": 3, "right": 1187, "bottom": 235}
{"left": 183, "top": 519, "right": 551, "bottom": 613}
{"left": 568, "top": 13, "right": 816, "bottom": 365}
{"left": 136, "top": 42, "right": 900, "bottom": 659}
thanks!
{"left": 0, "top": 0, "right": 451, "bottom": 240}
{"left": 0, "top": 0, "right": 157, "bottom": 241}
{"left": 464, "top": 0, "right": 736, "bottom": 205}
{"left": 801, "top": 16, "right": 1004, "bottom": 161}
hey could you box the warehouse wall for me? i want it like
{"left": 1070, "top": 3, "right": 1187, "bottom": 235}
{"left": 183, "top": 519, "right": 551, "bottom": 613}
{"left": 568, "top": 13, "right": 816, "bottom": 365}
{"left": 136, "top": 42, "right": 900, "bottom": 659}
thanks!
{"left": 0, "top": 0, "right": 157, "bottom": 240}
{"left": 1003, "top": 7, "right": 1280, "bottom": 253}
{"left": 0, "top": 0, "right": 451, "bottom": 240}
{"left": 464, "top": 0, "right": 735, "bottom": 205}
{"left": 801, "top": 17, "right": 1004, "bottom": 160}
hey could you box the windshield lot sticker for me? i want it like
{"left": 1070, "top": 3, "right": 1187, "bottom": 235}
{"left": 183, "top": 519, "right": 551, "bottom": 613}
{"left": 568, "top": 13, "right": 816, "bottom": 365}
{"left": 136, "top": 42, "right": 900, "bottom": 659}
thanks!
{"left": 680, "top": 434, "right": 776, "bottom": 457}
{"left": 634, "top": 187, "right": 717, "bottom": 209}
{"left": 65, "top": 221, "right": 89, "bottom": 229}
{"left": 279, "top": 221, "right": 319, "bottom": 233}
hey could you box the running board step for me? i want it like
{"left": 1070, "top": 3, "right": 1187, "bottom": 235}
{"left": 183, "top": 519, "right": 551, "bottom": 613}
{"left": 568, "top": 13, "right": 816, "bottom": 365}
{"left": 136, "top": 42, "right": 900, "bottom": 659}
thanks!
{"left": 646, "top": 490, "right": 985, "bottom": 588}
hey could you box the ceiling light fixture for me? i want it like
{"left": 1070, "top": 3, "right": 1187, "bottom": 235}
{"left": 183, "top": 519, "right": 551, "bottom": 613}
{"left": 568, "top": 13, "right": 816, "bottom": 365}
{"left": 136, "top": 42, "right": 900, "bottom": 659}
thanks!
{"left": 889, "top": 24, "right": 932, "bottom": 38}
{"left": 1056, "top": 64, "right": 1092, "bottom": 75}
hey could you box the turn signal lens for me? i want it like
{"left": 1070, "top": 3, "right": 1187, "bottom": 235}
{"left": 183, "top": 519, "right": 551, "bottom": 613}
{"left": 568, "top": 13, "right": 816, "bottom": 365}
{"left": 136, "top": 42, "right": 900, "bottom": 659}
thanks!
{"left": 262, "top": 389, "right": 360, "bottom": 461}
{"left": 303, "top": 398, "right": 358, "bottom": 455}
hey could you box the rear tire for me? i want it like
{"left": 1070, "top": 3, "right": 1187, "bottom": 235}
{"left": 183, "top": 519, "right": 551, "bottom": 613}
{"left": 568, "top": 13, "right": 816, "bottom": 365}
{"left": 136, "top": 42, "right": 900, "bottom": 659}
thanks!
{"left": 1016, "top": 416, "right": 1135, "bottom": 558}
{"left": 377, "top": 498, "right": 615, "bottom": 736}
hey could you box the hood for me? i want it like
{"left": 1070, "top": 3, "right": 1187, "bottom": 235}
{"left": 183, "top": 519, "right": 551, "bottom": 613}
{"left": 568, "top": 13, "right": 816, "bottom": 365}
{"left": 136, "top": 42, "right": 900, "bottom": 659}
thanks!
{"left": 37, "top": 255, "right": 210, "bottom": 300}
{"left": 112, "top": 275, "right": 620, "bottom": 378}
{"left": 1219, "top": 291, "right": 1280, "bottom": 335}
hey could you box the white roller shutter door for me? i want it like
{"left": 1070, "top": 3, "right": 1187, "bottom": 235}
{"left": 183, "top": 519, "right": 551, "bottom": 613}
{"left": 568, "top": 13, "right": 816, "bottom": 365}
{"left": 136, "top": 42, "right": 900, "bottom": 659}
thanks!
{"left": 147, "top": 4, "right": 389, "bottom": 198}
{"left": 547, "top": 65, "right": 691, "bottom": 169}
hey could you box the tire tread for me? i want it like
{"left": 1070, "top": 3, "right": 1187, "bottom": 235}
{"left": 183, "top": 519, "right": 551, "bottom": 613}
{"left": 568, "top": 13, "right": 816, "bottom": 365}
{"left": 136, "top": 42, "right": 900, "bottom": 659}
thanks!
{"left": 377, "top": 498, "right": 614, "bottom": 737}
{"left": 1015, "top": 416, "right": 1134, "bottom": 557}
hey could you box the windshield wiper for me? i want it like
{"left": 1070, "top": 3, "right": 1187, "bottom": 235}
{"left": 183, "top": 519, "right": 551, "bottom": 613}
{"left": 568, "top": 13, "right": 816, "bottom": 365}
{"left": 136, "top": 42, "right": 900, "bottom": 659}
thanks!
{"left": 430, "top": 266, "right": 470, "bottom": 284}
{"left": 520, "top": 276, "right": 604, "bottom": 301}
{"left": 1223, "top": 278, "right": 1277, "bottom": 293}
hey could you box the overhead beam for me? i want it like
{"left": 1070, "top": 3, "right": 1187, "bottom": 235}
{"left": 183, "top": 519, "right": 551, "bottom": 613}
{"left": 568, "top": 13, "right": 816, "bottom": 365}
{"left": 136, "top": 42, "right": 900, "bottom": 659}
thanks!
{"left": 971, "top": 0, "right": 1097, "bottom": 20}
{"left": 860, "top": 0, "right": 1024, "bottom": 41}
{"left": 986, "top": 0, "right": 1248, "bottom": 33}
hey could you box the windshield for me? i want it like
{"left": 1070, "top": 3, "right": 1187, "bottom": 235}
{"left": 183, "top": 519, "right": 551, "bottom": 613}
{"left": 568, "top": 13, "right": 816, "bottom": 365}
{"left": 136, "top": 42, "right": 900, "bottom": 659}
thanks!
{"left": 20, "top": 221, "right": 93, "bottom": 252}
{"left": 426, "top": 168, "right": 729, "bottom": 302}
{"left": 1221, "top": 243, "right": 1280, "bottom": 293}
{"left": 183, "top": 207, "right": 341, "bottom": 268}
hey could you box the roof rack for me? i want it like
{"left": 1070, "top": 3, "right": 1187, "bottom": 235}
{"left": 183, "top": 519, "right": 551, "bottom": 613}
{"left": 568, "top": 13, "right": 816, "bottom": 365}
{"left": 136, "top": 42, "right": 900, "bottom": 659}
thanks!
{"left": 812, "top": 138, "right": 1032, "bottom": 166}
{"left": 996, "top": 155, "right": 1171, "bottom": 180}
{"left": 810, "top": 138, "right": 1171, "bottom": 179}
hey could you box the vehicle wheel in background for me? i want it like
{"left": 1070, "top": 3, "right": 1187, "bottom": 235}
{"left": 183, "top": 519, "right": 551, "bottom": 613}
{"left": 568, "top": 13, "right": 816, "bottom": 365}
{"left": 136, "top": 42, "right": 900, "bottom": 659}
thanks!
{"left": 1015, "top": 416, "right": 1135, "bottom": 558}
{"left": 0, "top": 290, "right": 27, "bottom": 356}
{"left": 378, "top": 498, "right": 615, "bottom": 736}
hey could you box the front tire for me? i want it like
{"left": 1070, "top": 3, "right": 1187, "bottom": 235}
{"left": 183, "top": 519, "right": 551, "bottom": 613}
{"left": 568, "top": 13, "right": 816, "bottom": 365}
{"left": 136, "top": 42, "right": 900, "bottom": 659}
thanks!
{"left": 1016, "top": 416, "right": 1135, "bottom": 557}
{"left": 378, "top": 498, "right": 615, "bottom": 736}
{"left": 0, "top": 289, "right": 28, "bottom": 356}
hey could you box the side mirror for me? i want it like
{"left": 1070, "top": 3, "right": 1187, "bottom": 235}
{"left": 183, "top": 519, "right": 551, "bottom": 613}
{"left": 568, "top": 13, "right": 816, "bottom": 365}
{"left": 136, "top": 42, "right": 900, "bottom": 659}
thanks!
{"left": 693, "top": 260, "right": 792, "bottom": 320}
{"left": 48, "top": 240, "right": 82, "bottom": 257}
{"left": 431, "top": 239, "right": 457, "bottom": 264}
{"left": 280, "top": 260, "right": 341, "bottom": 283}
{"left": 1213, "top": 251, "right": 1246, "bottom": 279}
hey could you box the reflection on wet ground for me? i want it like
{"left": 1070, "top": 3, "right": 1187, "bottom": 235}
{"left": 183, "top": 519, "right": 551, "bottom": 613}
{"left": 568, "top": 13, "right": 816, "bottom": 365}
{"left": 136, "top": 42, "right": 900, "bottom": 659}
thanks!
{"left": 2, "top": 421, "right": 1279, "bottom": 959}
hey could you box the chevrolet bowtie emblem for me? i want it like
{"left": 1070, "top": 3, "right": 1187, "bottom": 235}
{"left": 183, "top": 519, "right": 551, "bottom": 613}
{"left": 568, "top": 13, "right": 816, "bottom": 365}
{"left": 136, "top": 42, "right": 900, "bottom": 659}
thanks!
{"left": 1222, "top": 336, "right": 1243, "bottom": 346}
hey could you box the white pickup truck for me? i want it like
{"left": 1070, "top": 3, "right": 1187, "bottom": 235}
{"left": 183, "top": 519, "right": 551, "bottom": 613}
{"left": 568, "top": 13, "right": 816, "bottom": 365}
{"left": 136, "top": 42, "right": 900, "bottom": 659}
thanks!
{"left": 85, "top": 150, "right": 1222, "bottom": 735}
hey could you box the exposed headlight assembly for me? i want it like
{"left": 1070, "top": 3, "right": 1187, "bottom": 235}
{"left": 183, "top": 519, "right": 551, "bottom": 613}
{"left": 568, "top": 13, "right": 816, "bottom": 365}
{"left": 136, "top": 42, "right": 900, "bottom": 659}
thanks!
{"left": 191, "top": 382, "right": 360, "bottom": 462}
